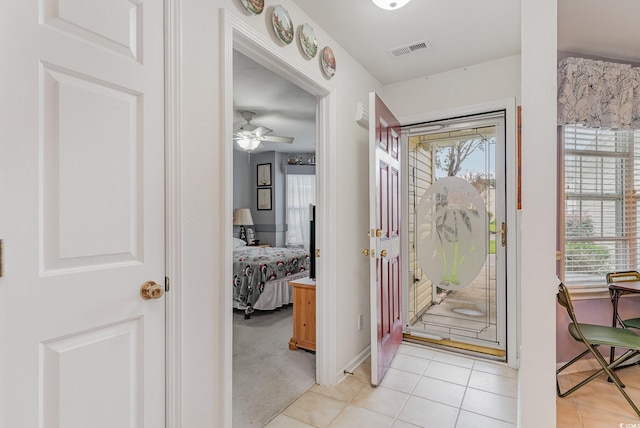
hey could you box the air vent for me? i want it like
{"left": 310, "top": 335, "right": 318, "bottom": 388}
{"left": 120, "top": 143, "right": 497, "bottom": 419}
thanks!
{"left": 388, "top": 40, "right": 432, "bottom": 58}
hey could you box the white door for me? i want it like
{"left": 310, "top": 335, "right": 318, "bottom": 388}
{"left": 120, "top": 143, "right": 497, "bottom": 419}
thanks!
{"left": 0, "top": 1, "right": 166, "bottom": 427}
{"left": 369, "top": 93, "right": 403, "bottom": 385}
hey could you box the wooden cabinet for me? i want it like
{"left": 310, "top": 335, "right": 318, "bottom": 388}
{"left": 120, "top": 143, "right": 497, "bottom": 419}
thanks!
{"left": 289, "top": 277, "right": 316, "bottom": 352}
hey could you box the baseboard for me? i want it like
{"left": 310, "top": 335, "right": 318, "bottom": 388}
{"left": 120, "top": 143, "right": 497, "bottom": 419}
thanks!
{"left": 336, "top": 346, "right": 371, "bottom": 383}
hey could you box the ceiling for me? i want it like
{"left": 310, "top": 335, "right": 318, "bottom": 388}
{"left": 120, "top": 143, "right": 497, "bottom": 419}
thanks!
{"left": 233, "top": 50, "right": 317, "bottom": 154}
{"left": 558, "top": 0, "right": 640, "bottom": 64}
{"left": 293, "top": 0, "right": 522, "bottom": 85}
{"left": 234, "top": 0, "right": 640, "bottom": 154}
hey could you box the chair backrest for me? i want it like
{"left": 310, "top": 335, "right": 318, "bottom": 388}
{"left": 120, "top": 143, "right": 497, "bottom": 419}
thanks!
{"left": 557, "top": 282, "right": 578, "bottom": 325}
{"left": 557, "top": 282, "right": 595, "bottom": 345}
{"left": 606, "top": 270, "right": 640, "bottom": 285}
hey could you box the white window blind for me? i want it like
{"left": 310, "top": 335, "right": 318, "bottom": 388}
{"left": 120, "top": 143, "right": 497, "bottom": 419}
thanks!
{"left": 286, "top": 174, "right": 316, "bottom": 248}
{"left": 561, "top": 125, "right": 640, "bottom": 287}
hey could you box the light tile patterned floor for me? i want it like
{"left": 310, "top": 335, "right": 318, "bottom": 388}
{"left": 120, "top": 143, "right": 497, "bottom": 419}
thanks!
{"left": 557, "top": 363, "right": 640, "bottom": 427}
{"left": 266, "top": 342, "right": 640, "bottom": 427}
{"left": 266, "top": 343, "right": 518, "bottom": 428}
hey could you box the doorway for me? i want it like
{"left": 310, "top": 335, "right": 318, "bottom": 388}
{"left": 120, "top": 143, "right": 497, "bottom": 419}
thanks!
{"left": 223, "top": 10, "right": 338, "bottom": 426}
{"left": 231, "top": 49, "right": 318, "bottom": 426}
{"left": 403, "top": 111, "right": 509, "bottom": 358}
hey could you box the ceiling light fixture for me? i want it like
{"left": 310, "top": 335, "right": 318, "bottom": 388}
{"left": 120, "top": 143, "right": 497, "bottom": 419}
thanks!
{"left": 371, "top": 0, "right": 411, "bottom": 10}
{"left": 237, "top": 137, "right": 261, "bottom": 152}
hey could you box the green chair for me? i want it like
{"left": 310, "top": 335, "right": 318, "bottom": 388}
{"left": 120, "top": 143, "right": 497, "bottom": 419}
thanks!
{"left": 556, "top": 282, "right": 640, "bottom": 417}
{"left": 606, "top": 271, "right": 640, "bottom": 330}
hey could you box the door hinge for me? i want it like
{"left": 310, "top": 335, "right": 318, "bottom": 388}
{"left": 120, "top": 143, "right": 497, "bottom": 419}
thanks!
{"left": 165, "top": 276, "right": 170, "bottom": 292}
{"left": 496, "top": 222, "right": 506, "bottom": 247}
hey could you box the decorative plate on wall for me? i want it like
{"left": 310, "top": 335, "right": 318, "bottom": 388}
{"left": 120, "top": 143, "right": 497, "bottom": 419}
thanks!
{"left": 321, "top": 46, "right": 336, "bottom": 78}
{"left": 272, "top": 5, "right": 294, "bottom": 44}
{"left": 240, "top": 0, "right": 264, "bottom": 15}
{"left": 299, "top": 23, "right": 318, "bottom": 59}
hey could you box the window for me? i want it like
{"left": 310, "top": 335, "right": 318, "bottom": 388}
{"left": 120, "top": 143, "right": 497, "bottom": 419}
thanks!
{"left": 286, "top": 174, "right": 316, "bottom": 248}
{"left": 559, "top": 125, "right": 640, "bottom": 287}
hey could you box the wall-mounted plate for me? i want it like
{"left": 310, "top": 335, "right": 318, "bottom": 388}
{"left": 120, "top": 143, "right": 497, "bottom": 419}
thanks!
{"left": 321, "top": 46, "right": 336, "bottom": 78}
{"left": 299, "top": 23, "right": 318, "bottom": 59}
{"left": 272, "top": 5, "right": 294, "bottom": 44}
{"left": 240, "top": 0, "right": 264, "bottom": 15}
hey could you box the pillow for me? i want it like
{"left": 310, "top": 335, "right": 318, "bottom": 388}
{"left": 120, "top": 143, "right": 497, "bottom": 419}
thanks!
{"left": 233, "top": 237, "right": 247, "bottom": 249}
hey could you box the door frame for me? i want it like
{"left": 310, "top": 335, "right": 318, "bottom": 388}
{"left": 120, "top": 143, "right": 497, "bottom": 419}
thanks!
{"left": 220, "top": 6, "right": 339, "bottom": 418}
{"left": 165, "top": 0, "right": 182, "bottom": 426}
{"left": 399, "top": 98, "right": 519, "bottom": 368}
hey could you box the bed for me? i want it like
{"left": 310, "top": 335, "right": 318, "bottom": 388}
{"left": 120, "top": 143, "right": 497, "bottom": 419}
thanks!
{"left": 233, "top": 238, "right": 310, "bottom": 318}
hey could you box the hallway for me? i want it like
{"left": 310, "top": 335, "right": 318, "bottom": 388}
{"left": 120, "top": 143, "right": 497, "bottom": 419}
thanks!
{"left": 266, "top": 341, "right": 640, "bottom": 427}
{"left": 267, "top": 343, "right": 517, "bottom": 427}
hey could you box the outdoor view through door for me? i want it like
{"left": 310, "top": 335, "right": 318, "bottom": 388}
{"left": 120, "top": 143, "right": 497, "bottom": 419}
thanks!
{"left": 406, "top": 112, "right": 507, "bottom": 358}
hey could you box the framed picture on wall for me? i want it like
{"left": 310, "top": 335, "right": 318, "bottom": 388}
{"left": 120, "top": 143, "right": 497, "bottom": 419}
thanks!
{"left": 257, "top": 163, "right": 272, "bottom": 186}
{"left": 257, "top": 188, "right": 272, "bottom": 210}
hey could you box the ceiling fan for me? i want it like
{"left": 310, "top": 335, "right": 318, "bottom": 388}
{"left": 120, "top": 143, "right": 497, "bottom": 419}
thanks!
{"left": 234, "top": 111, "right": 294, "bottom": 152}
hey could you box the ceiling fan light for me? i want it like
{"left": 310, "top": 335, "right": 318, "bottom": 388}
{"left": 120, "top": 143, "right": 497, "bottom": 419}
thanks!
{"left": 237, "top": 137, "right": 261, "bottom": 152}
{"left": 371, "top": 0, "right": 411, "bottom": 10}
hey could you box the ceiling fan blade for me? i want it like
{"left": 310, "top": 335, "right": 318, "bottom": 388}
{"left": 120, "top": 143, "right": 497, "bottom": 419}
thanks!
{"left": 234, "top": 111, "right": 293, "bottom": 146}
{"left": 233, "top": 132, "right": 253, "bottom": 140}
{"left": 262, "top": 135, "right": 294, "bottom": 144}
{"left": 237, "top": 123, "right": 257, "bottom": 133}
{"left": 253, "top": 126, "right": 273, "bottom": 136}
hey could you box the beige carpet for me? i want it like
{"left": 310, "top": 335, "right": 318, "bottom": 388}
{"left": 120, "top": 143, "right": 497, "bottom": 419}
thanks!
{"left": 233, "top": 305, "right": 316, "bottom": 427}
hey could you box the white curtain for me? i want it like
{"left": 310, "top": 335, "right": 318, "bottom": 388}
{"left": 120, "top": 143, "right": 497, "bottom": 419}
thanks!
{"left": 286, "top": 174, "right": 316, "bottom": 248}
{"left": 558, "top": 57, "right": 640, "bottom": 129}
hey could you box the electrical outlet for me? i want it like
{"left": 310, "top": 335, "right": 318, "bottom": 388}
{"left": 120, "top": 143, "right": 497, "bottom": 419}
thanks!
{"left": 358, "top": 313, "right": 364, "bottom": 331}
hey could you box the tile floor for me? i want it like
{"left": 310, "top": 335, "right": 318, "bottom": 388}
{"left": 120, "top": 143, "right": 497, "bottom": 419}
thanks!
{"left": 557, "top": 362, "right": 640, "bottom": 427}
{"left": 266, "top": 343, "right": 518, "bottom": 428}
{"left": 265, "top": 342, "right": 640, "bottom": 427}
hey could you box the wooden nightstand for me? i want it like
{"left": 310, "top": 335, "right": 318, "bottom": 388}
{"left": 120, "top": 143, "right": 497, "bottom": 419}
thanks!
{"left": 288, "top": 277, "right": 316, "bottom": 352}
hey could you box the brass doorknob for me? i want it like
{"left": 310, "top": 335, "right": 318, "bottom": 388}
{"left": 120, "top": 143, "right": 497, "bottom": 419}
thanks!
{"left": 376, "top": 229, "right": 383, "bottom": 237}
{"left": 380, "top": 249, "right": 387, "bottom": 257}
{"left": 362, "top": 249, "right": 370, "bottom": 256}
{"left": 140, "top": 281, "right": 164, "bottom": 300}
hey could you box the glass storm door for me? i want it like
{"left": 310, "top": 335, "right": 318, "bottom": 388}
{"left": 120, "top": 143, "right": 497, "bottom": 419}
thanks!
{"left": 405, "top": 112, "right": 507, "bottom": 356}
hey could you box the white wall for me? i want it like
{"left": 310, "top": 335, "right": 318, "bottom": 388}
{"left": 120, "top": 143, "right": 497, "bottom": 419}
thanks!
{"left": 179, "top": 1, "right": 382, "bottom": 426}
{"left": 380, "top": 54, "right": 521, "bottom": 117}
{"left": 519, "top": 0, "right": 557, "bottom": 426}
{"left": 179, "top": 1, "right": 227, "bottom": 425}
{"left": 233, "top": 150, "right": 251, "bottom": 210}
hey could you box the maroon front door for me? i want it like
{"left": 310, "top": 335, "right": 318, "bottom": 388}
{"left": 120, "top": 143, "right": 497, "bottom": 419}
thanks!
{"left": 369, "top": 93, "right": 403, "bottom": 385}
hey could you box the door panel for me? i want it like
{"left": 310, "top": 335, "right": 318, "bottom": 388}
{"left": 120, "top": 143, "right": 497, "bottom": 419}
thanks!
{"left": 0, "top": 1, "right": 165, "bottom": 426}
{"left": 369, "top": 93, "right": 402, "bottom": 385}
{"left": 42, "top": 64, "right": 144, "bottom": 270}
{"left": 41, "top": 319, "right": 144, "bottom": 427}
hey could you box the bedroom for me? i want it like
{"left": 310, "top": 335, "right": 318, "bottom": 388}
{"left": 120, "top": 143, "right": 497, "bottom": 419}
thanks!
{"left": 232, "top": 49, "right": 318, "bottom": 425}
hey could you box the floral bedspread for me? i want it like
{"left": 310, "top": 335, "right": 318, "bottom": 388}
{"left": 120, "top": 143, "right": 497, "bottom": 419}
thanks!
{"left": 232, "top": 246, "right": 310, "bottom": 310}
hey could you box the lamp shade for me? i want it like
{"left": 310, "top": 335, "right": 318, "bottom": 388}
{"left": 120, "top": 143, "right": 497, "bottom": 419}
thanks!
{"left": 371, "top": 0, "right": 411, "bottom": 10}
{"left": 233, "top": 208, "right": 254, "bottom": 225}
{"left": 237, "top": 137, "right": 261, "bottom": 152}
